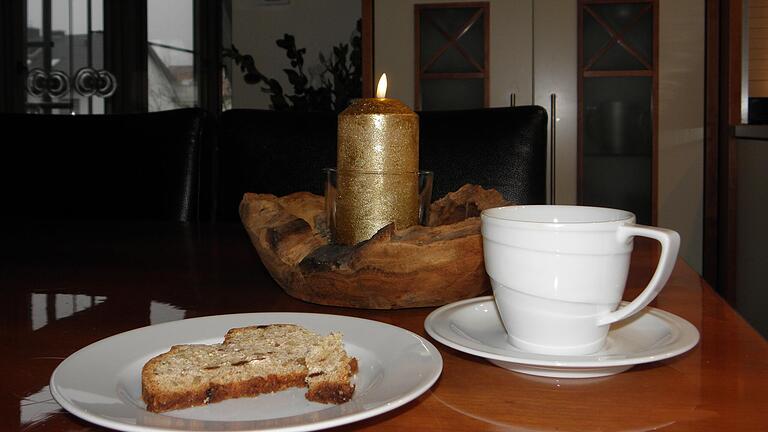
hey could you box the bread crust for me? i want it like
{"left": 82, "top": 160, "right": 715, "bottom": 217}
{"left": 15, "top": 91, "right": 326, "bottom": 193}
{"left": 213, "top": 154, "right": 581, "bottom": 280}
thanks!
{"left": 142, "top": 368, "right": 306, "bottom": 412}
{"left": 141, "top": 324, "right": 356, "bottom": 412}
{"left": 305, "top": 357, "right": 358, "bottom": 404}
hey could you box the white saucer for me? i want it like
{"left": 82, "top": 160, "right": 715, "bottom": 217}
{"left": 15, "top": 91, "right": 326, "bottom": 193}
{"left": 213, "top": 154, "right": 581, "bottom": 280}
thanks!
{"left": 424, "top": 296, "right": 699, "bottom": 378}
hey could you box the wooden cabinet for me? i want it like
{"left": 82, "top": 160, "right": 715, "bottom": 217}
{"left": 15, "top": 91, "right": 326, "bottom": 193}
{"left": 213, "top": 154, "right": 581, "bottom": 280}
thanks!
{"left": 578, "top": 0, "right": 657, "bottom": 225}
{"left": 375, "top": 0, "right": 703, "bottom": 272}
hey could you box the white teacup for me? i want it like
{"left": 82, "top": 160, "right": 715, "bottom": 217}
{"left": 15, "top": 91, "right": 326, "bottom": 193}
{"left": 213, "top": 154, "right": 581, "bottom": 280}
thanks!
{"left": 481, "top": 205, "right": 680, "bottom": 356}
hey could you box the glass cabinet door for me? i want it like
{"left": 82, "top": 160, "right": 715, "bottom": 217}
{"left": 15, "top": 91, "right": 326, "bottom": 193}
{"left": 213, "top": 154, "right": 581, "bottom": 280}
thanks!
{"left": 415, "top": 3, "right": 489, "bottom": 110}
{"left": 579, "top": 0, "right": 657, "bottom": 225}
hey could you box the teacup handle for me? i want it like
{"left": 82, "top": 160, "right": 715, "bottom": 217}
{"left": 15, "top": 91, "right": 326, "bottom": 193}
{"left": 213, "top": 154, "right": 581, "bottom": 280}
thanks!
{"left": 596, "top": 224, "right": 681, "bottom": 326}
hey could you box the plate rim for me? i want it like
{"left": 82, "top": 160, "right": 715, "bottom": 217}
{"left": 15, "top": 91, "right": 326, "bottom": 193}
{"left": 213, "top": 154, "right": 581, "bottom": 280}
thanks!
{"left": 50, "top": 311, "right": 443, "bottom": 432}
{"left": 424, "top": 295, "right": 700, "bottom": 369}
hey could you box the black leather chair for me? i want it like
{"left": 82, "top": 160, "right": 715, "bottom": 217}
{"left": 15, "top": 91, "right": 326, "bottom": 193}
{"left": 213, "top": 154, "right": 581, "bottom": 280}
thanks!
{"left": 419, "top": 106, "right": 547, "bottom": 204}
{"left": 217, "top": 109, "right": 338, "bottom": 220}
{"left": 216, "top": 106, "right": 547, "bottom": 220}
{"left": 0, "top": 108, "right": 212, "bottom": 222}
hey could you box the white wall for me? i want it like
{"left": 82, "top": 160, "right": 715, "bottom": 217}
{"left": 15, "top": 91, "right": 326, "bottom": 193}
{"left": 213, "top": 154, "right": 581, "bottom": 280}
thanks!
{"left": 658, "top": 0, "right": 705, "bottom": 273}
{"left": 231, "top": 0, "right": 361, "bottom": 109}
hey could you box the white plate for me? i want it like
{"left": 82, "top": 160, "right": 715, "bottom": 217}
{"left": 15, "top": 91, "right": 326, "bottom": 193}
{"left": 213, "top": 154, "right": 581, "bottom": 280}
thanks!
{"left": 424, "top": 296, "right": 699, "bottom": 378}
{"left": 50, "top": 312, "right": 443, "bottom": 432}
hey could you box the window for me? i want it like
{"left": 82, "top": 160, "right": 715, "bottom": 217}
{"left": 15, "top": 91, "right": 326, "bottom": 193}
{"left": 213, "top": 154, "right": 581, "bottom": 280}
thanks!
{"left": 147, "top": 0, "right": 197, "bottom": 111}
{"left": 25, "top": 0, "right": 107, "bottom": 114}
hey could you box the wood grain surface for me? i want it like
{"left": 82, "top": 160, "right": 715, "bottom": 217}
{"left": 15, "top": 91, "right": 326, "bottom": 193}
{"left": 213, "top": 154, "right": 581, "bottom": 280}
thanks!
{"left": 1, "top": 221, "right": 766, "bottom": 431}
{"left": 239, "top": 185, "right": 509, "bottom": 309}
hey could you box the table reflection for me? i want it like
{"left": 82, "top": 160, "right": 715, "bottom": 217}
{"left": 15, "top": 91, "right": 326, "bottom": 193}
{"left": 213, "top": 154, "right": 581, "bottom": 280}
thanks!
{"left": 432, "top": 354, "right": 710, "bottom": 431}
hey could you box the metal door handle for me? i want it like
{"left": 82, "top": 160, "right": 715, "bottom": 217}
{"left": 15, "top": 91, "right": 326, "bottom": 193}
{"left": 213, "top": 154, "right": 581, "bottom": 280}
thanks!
{"left": 74, "top": 68, "right": 118, "bottom": 98}
{"left": 550, "top": 93, "right": 557, "bottom": 204}
{"left": 26, "top": 69, "right": 70, "bottom": 98}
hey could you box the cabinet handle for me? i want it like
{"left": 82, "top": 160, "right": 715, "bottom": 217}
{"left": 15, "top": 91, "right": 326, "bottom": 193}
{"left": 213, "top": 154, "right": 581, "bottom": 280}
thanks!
{"left": 510, "top": 92, "right": 516, "bottom": 107}
{"left": 550, "top": 93, "right": 557, "bottom": 205}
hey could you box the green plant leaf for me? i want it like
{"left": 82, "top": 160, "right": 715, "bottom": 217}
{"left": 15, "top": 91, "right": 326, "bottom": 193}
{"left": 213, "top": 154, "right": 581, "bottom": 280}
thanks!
{"left": 277, "top": 34, "right": 295, "bottom": 50}
{"left": 230, "top": 18, "right": 362, "bottom": 112}
{"left": 284, "top": 69, "right": 301, "bottom": 86}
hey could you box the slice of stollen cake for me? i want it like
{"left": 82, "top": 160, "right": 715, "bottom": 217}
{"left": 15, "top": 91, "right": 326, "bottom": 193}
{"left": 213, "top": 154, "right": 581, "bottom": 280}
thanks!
{"left": 141, "top": 324, "right": 357, "bottom": 413}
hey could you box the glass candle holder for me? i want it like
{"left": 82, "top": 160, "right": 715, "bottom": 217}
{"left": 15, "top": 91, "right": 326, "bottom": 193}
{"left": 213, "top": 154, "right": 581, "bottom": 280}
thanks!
{"left": 324, "top": 168, "right": 434, "bottom": 245}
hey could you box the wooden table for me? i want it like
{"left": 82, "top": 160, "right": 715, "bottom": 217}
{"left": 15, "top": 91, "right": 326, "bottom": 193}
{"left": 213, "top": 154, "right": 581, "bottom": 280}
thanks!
{"left": 2, "top": 222, "right": 767, "bottom": 431}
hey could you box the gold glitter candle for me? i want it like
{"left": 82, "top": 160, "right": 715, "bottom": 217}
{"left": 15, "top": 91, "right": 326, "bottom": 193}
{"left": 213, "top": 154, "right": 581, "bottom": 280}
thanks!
{"left": 335, "top": 74, "right": 419, "bottom": 245}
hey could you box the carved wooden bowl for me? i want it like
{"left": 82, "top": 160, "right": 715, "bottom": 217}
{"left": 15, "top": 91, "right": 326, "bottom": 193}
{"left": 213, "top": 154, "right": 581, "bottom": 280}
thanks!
{"left": 239, "top": 184, "right": 510, "bottom": 309}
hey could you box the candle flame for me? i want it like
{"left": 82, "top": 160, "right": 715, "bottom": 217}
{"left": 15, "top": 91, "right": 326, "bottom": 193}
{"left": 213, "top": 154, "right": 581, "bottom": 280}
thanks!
{"left": 376, "top": 73, "right": 387, "bottom": 98}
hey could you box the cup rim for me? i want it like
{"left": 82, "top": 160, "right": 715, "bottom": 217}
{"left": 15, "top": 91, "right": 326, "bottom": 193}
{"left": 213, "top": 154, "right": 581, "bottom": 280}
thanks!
{"left": 481, "top": 205, "right": 635, "bottom": 225}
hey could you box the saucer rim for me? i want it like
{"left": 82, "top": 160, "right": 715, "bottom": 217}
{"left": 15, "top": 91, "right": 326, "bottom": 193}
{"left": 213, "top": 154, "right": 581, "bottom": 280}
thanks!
{"left": 424, "top": 295, "right": 700, "bottom": 369}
